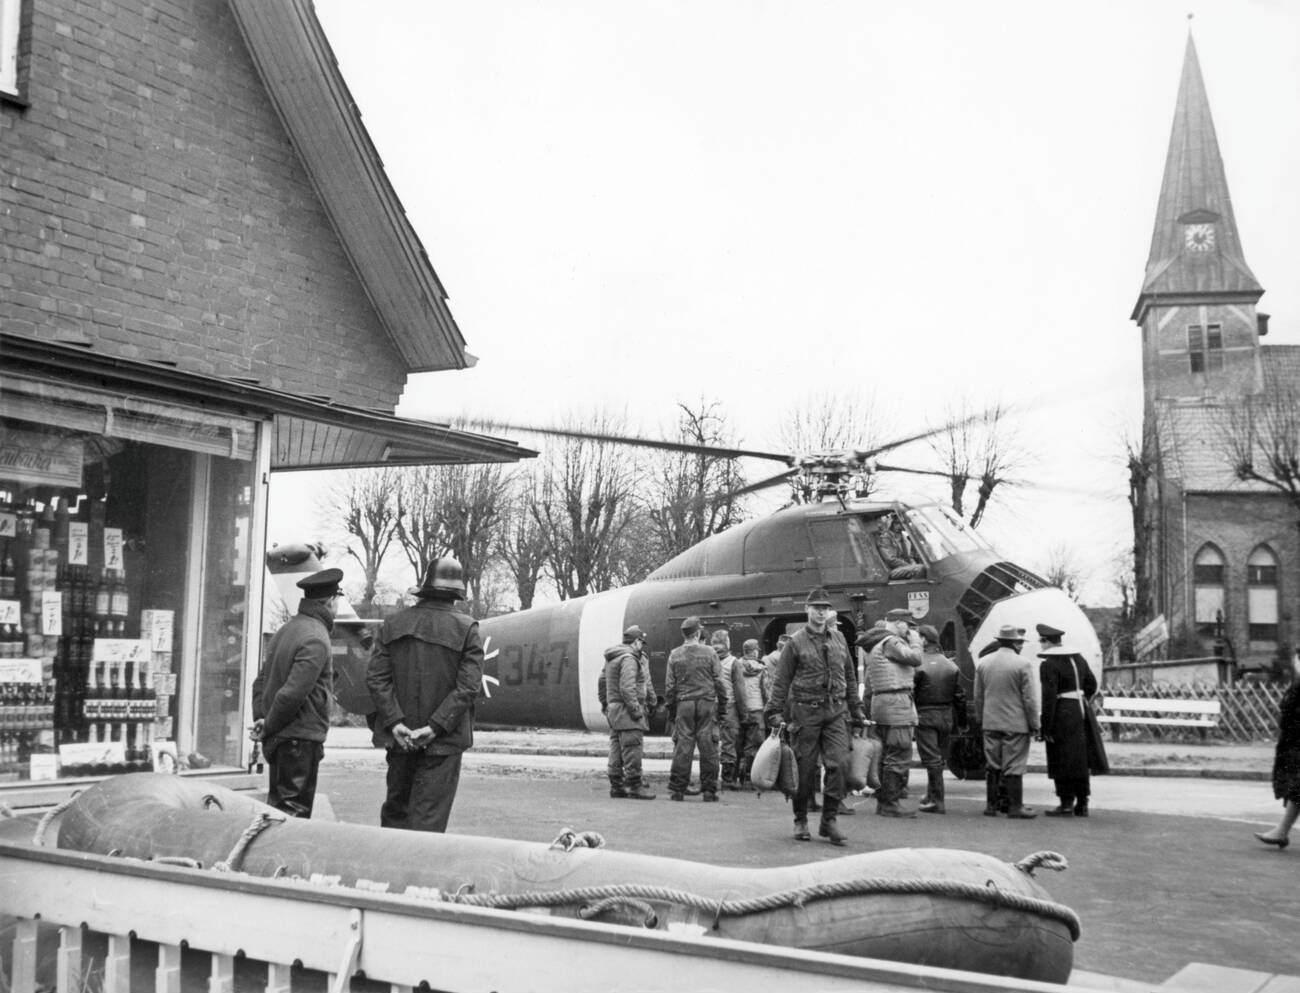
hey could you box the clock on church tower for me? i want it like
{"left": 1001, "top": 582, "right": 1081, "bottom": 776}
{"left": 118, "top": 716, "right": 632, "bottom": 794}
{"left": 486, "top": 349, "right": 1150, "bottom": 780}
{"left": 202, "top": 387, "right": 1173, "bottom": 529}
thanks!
{"left": 1184, "top": 223, "right": 1215, "bottom": 252}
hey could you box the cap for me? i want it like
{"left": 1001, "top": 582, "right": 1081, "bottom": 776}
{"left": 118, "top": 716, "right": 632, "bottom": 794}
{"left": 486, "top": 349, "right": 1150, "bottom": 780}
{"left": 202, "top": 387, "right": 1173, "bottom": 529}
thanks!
{"left": 1036, "top": 622, "right": 1065, "bottom": 640}
{"left": 996, "top": 623, "right": 1027, "bottom": 641}
{"left": 296, "top": 567, "right": 343, "bottom": 599}
{"left": 918, "top": 624, "right": 940, "bottom": 644}
{"left": 623, "top": 624, "right": 647, "bottom": 643}
{"left": 742, "top": 638, "right": 759, "bottom": 654}
{"left": 884, "top": 608, "right": 916, "bottom": 625}
{"left": 680, "top": 615, "right": 702, "bottom": 635}
{"left": 805, "top": 587, "right": 833, "bottom": 606}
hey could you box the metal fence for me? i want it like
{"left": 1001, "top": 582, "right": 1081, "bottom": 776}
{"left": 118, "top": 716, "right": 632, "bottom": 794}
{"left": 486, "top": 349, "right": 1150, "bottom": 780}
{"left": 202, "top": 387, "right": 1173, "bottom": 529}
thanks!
{"left": 1099, "top": 680, "right": 1287, "bottom": 743}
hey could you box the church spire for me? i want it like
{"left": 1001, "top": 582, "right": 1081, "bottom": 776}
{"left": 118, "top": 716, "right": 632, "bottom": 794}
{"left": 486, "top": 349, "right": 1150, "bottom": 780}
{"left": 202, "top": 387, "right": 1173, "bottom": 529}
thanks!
{"left": 1132, "top": 31, "right": 1262, "bottom": 322}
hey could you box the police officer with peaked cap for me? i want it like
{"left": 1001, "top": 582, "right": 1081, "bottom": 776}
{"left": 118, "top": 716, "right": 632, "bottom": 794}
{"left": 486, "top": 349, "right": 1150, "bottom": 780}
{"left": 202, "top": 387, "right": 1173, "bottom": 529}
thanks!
{"left": 251, "top": 567, "right": 344, "bottom": 817}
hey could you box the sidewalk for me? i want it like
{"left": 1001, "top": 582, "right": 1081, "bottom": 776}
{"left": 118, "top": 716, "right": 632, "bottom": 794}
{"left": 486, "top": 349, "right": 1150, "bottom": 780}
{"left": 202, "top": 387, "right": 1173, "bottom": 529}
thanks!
{"left": 326, "top": 726, "right": 1273, "bottom": 781}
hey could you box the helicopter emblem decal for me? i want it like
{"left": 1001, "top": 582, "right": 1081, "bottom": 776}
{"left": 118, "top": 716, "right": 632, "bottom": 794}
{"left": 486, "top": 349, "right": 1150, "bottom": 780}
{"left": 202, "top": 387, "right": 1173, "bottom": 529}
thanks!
{"left": 481, "top": 635, "right": 501, "bottom": 698}
{"left": 908, "top": 591, "right": 930, "bottom": 619}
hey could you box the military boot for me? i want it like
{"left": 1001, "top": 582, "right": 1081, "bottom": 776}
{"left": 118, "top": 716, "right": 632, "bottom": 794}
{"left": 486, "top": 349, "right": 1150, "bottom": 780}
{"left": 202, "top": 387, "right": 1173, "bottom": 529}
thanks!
{"left": 1074, "top": 797, "right": 1089, "bottom": 818}
{"left": 609, "top": 778, "right": 628, "bottom": 799}
{"left": 919, "top": 768, "right": 945, "bottom": 814}
{"left": 1004, "top": 775, "right": 1037, "bottom": 819}
{"left": 793, "top": 818, "right": 811, "bottom": 841}
{"left": 626, "top": 780, "right": 656, "bottom": 800}
{"left": 876, "top": 772, "right": 917, "bottom": 818}
{"left": 818, "top": 812, "right": 847, "bottom": 846}
{"left": 721, "top": 763, "right": 740, "bottom": 791}
{"left": 1044, "top": 795, "right": 1075, "bottom": 817}
{"left": 983, "top": 770, "right": 1002, "bottom": 817}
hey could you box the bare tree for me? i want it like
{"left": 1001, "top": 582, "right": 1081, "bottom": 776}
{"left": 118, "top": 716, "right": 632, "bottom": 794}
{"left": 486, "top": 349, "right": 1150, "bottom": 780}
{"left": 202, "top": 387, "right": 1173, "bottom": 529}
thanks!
{"left": 927, "top": 398, "right": 1032, "bottom": 527}
{"left": 641, "top": 398, "right": 749, "bottom": 564}
{"left": 319, "top": 468, "right": 402, "bottom": 611}
{"left": 496, "top": 466, "right": 550, "bottom": 610}
{"left": 1040, "top": 542, "right": 1084, "bottom": 602}
{"left": 392, "top": 460, "right": 511, "bottom": 617}
{"left": 1226, "top": 365, "right": 1300, "bottom": 530}
{"left": 531, "top": 413, "right": 641, "bottom": 600}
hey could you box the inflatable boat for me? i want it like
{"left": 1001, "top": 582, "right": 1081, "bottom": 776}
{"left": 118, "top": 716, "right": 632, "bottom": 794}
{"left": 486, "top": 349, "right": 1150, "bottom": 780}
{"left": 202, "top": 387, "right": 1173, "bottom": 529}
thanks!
{"left": 47, "top": 775, "right": 1078, "bottom": 982}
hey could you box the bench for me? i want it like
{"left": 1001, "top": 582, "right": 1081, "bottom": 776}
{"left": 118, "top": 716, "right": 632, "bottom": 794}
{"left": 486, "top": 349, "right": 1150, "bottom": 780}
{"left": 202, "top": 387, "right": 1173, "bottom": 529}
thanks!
{"left": 1095, "top": 697, "right": 1221, "bottom": 741}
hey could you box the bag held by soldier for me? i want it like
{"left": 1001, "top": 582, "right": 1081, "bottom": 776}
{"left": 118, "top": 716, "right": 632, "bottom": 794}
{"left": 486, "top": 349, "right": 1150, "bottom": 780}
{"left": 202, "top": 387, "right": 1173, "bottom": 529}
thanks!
{"left": 863, "top": 734, "right": 883, "bottom": 791}
{"left": 847, "top": 733, "right": 877, "bottom": 792}
{"left": 751, "top": 727, "right": 782, "bottom": 791}
{"left": 777, "top": 737, "right": 799, "bottom": 799}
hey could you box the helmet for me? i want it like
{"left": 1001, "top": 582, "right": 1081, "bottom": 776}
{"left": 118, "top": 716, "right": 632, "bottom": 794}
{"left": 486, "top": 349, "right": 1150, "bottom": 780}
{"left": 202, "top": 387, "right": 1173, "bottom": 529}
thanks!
{"left": 417, "top": 556, "right": 466, "bottom": 598}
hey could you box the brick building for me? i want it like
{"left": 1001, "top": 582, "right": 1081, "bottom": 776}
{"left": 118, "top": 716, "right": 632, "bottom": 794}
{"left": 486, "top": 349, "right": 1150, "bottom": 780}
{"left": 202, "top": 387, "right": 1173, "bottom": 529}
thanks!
{"left": 0, "top": 0, "right": 530, "bottom": 792}
{"left": 1133, "top": 33, "right": 1299, "bottom": 675}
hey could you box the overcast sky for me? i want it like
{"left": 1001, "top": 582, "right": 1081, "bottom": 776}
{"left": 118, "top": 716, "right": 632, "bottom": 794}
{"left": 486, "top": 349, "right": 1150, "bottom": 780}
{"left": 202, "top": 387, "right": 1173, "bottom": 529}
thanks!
{"left": 271, "top": 1, "right": 1300, "bottom": 604}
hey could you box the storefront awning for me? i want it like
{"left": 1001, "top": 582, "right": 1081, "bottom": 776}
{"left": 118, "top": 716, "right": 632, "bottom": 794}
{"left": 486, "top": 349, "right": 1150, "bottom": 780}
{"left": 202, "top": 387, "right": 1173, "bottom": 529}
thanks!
{"left": 0, "top": 333, "right": 535, "bottom": 469}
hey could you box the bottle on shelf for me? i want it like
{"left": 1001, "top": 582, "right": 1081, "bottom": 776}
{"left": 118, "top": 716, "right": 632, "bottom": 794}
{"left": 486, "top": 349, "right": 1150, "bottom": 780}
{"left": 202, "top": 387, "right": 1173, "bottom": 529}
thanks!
{"left": 93, "top": 570, "right": 111, "bottom": 636}
{"left": 109, "top": 570, "right": 129, "bottom": 637}
{"left": 0, "top": 543, "right": 15, "bottom": 598}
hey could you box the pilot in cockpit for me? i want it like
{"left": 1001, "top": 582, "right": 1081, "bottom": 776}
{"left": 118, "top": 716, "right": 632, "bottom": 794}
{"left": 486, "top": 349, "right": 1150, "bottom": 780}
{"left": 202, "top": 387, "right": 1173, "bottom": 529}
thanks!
{"left": 877, "top": 513, "right": 926, "bottom": 580}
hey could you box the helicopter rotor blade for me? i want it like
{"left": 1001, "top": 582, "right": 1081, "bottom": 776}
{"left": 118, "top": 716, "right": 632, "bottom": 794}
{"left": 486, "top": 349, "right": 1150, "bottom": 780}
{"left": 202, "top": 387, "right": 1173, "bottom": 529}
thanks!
{"left": 870, "top": 462, "right": 954, "bottom": 479}
{"left": 729, "top": 466, "right": 801, "bottom": 498}
{"left": 854, "top": 402, "right": 1014, "bottom": 461}
{"left": 477, "top": 420, "right": 796, "bottom": 464}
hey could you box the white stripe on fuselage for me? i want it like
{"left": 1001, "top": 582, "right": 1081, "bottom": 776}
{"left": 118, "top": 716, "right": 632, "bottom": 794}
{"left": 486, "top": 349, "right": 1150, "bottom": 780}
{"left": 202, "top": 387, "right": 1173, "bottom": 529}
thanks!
{"left": 576, "top": 586, "right": 635, "bottom": 732}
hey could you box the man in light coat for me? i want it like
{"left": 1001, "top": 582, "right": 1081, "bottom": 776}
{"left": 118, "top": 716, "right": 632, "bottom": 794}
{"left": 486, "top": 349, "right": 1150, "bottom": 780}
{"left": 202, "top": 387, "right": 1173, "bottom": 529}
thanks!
{"left": 973, "top": 623, "right": 1039, "bottom": 819}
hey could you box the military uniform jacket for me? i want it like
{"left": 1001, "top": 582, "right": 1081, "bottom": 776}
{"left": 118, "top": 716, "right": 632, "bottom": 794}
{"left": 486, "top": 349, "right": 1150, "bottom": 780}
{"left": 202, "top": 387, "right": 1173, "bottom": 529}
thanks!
{"left": 602, "top": 644, "right": 652, "bottom": 731}
{"left": 367, "top": 599, "right": 484, "bottom": 755}
{"left": 916, "top": 650, "right": 965, "bottom": 709}
{"left": 665, "top": 643, "right": 727, "bottom": 710}
{"left": 765, "top": 626, "right": 865, "bottom": 726}
{"left": 865, "top": 634, "right": 923, "bottom": 725}
{"left": 254, "top": 598, "right": 334, "bottom": 755}
{"left": 974, "top": 647, "right": 1039, "bottom": 734}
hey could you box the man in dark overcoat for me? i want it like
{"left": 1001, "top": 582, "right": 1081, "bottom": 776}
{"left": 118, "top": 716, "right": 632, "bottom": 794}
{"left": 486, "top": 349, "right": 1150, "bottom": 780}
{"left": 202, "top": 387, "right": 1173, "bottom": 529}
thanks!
{"left": 1038, "top": 628, "right": 1108, "bottom": 817}
{"left": 367, "top": 556, "right": 484, "bottom": 832}
{"left": 252, "top": 567, "right": 342, "bottom": 818}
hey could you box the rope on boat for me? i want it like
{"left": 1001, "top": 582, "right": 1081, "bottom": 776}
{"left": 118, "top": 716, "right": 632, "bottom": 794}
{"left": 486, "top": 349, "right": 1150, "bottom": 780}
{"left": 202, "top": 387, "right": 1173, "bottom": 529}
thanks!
{"left": 446, "top": 873, "right": 1082, "bottom": 941}
{"left": 33, "top": 792, "right": 80, "bottom": 847}
{"left": 1012, "top": 851, "right": 1068, "bottom": 876}
{"left": 214, "top": 811, "right": 282, "bottom": 872}
{"left": 550, "top": 827, "right": 606, "bottom": 851}
{"left": 578, "top": 896, "right": 658, "bottom": 928}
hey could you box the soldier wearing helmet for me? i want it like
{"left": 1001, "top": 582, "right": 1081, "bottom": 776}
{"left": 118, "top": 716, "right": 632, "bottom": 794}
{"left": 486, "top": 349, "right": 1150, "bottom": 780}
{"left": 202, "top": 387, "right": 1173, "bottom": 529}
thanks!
{"left": 366, "top": 556, "right": 484, "bottom": 833}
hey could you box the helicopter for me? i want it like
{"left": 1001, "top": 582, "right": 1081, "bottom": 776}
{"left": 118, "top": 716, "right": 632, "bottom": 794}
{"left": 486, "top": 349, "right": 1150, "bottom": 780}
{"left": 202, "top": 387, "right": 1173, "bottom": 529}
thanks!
{"left": 264, "top": 422, "right": 1103, "bottom": 751}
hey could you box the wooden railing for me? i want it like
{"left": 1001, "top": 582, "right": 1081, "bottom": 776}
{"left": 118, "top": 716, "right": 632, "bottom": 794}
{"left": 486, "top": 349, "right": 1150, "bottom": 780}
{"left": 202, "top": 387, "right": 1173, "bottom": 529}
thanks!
{"left": 0, "top": 839, "right": 1099, "bottom": 993}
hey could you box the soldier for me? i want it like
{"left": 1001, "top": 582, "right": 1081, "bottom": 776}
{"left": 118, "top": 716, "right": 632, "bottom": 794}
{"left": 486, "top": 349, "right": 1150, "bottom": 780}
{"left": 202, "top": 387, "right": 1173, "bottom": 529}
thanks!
{"left": 732, "top": 638, "right": 767, "bottom": 788}
{"left": 601, "top": 624, "right": 656, "bottom": 800}
{"left": 859, "top": 608, "right": 924, "bottom": 818}
{"left": 251, "top": 567, "right": 342, "bottom": 818}
{"left": 366, "top": 557, "right": 484, "bottom": 833}
{"left": 973, "top": 623, "right": 1038, "bottom": 819}
{"left": 765, "top": 588, "right": 866, "bottom": 846}
{"left": 760, "top": 633, "right": 792, "bottom": 701}
{"left": 710, "top": 629, "right": 742, "bottom": 790}
{"left": 914, "top": 624, "right": 966, "bottom": 814}
{"left": 665, "top": 616, "right": 728, "bottom": 802}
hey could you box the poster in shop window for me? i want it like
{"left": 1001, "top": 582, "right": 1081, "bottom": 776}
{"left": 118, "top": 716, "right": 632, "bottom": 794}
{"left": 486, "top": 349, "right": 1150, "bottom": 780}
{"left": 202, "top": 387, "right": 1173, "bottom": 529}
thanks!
{"left": 0, "top": 428, "right": 83, "bottom": 488}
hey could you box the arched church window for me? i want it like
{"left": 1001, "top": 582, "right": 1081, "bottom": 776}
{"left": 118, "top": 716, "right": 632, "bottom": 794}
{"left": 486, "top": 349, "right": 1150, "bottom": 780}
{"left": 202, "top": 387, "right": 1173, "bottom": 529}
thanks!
{"left": 1247, "top": 546, "right": 1279, "bottom": 645}
{"left": 1192, "top": 545, "right": 1226, "bottom": 637}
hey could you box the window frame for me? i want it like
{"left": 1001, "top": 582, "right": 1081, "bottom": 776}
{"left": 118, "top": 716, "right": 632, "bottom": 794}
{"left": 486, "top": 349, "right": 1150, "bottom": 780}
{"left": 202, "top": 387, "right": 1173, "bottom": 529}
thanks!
{"left": 0, "top": 0, "right": 26, "bottom": 102}
{"left": 1186, "top": 323, "right": 1224, "bottom": 374}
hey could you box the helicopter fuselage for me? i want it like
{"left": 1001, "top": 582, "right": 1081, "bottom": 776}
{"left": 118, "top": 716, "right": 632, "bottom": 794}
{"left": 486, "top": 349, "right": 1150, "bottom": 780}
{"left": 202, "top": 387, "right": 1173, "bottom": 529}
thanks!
{"left": 266, "top": 499, "right": 1103, "bottom": 735}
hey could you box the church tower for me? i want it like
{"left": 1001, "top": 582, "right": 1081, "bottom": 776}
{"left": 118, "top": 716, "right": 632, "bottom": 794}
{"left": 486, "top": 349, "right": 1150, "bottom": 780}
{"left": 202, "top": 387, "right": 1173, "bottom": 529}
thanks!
{"left": 1132, "top": 32, "right": 1266, "bottom": 403}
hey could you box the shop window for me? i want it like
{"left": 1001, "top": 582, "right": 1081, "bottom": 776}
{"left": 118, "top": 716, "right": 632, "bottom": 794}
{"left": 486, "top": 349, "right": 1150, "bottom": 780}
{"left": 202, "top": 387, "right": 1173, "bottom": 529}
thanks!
{"left": 1, "top": 0, "right": 24, "bottom": 99}
{"left": 1247, "top": 546, "right": 1279, "bottom": 645}
{"left": 0, "top": 379, "right": 260, "bottom": 783}
{"left": 1192, "top": 544, "right": 1225, "bottom": 637}
{"left": 1187, "top": 324, "right": 1223, "bottom": 374}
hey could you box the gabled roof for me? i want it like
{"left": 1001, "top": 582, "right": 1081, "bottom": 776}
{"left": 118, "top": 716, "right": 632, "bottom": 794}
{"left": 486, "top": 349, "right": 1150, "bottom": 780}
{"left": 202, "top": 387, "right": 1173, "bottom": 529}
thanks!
{"left": 227, "top": 0, "right": 472, "bottom": 374}
{"left": 1133, "top": 33, "right": 1262, "bottom": 322}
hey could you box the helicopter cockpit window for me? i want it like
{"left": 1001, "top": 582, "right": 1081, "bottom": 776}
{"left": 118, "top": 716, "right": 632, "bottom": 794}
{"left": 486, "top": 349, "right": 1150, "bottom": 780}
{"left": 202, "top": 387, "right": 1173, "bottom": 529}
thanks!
{"left": 902, "top": 504, "right": 988, "bottom": 562}
{"left": 807, "top": 516, "right": 889, "bottom": 584}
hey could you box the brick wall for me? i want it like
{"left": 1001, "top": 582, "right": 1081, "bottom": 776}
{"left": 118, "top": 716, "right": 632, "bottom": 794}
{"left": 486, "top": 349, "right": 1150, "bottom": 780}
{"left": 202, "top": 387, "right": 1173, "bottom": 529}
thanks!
{"left": 1168, "top": 490, "right": 1299, "bottom": 668}
{"left": 0, "top": 0, "right": 411, "bottom": 411}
